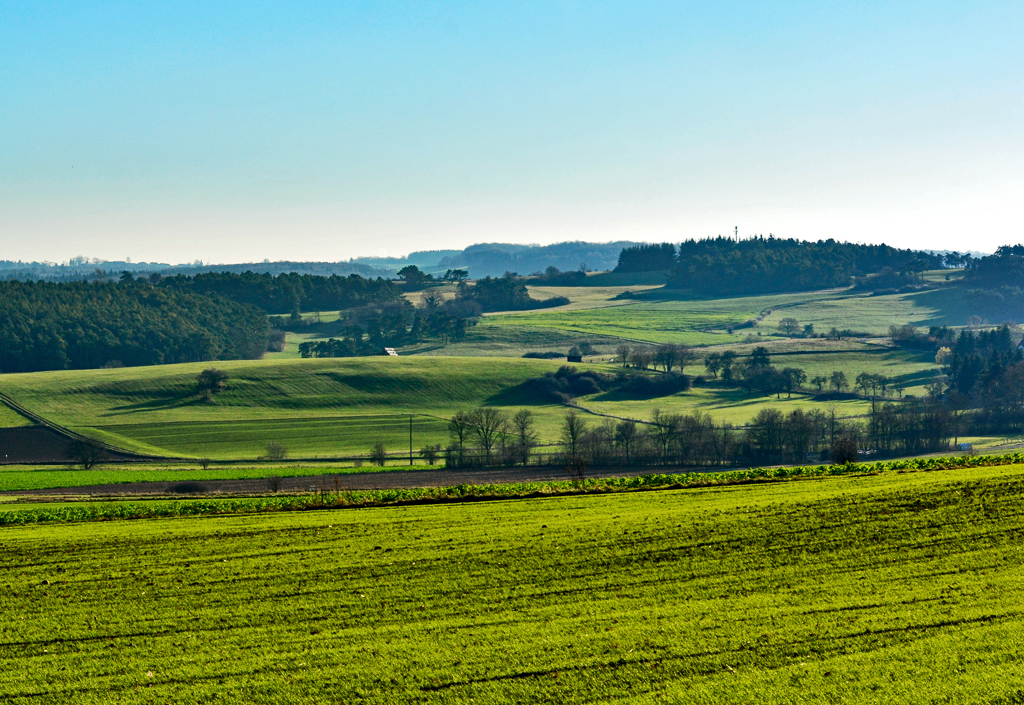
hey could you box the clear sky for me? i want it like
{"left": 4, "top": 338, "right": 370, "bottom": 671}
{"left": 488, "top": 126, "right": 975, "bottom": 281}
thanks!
{"left": 2, "top": 1, "right": 1022, "bottom": 264}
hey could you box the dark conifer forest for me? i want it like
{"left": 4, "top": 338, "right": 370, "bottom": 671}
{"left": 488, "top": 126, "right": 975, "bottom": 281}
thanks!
{"left": 0, "top": 281, "right": 269, "bottom": 373}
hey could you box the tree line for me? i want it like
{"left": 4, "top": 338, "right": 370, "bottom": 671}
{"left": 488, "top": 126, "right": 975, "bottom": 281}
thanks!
{"left": 432, "top": 399, "right": 953, "bottom": 471}
{"left": 614, "top": 236, "right": 945, "bottom": 295}
{"left": 158, "top": 271, "right": 403, "bottom": 315}
{"left": 0, "top": 280, "right": 269, "bottom": 373}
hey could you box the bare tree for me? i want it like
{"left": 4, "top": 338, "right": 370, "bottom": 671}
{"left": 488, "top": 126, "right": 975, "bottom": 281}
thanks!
{"left": 511, "top": 409, "right": 537, "bottom": 466}
{"left": 654, "top": 344, "right": 677, "bottom": 372}
{"left": 614, "top": 419, "right": 639, "bottom": 465}
{"left": 675, "top": 344, "right": 696, "bottom": 374}
{"left": 631, "top": 348, "right": 653, "bottom": 370}
{"left": 560, "top": 409, "right": 587, "bottom": 462}
{"left": 615, "top": 343, "right": 632, "bottom": 368}
{"left": 447, "top": 410, "right": 472, "bottom": 465}
{"left": 470, "top": 407, "right": 508, "bottom": 464}
{"left": 650, "top": 409, "right": 682, "bottom": 464}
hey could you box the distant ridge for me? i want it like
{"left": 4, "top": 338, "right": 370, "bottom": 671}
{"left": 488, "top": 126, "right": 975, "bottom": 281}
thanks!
{"left": 351, "top": 241, "right": 641, "bottom": 279}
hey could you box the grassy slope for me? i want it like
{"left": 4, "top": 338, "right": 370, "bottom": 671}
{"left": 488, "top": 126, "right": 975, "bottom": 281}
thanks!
{"left": 0, "top": 357, "right": 572, "bottom": 459}
{"left": 487, "top": 285, "right": 976, "bottom": 345}
{"left": 0, "top": 345, "right": 944, "bottom": 460}
{"left": 486, "top": 291, "right": 832, "bottom": 345}
{"left": 0, "top": 404, "right": 34, "bottom": 428}
{"left": 2, "top": 463, "right": 1024, "bottom": 702}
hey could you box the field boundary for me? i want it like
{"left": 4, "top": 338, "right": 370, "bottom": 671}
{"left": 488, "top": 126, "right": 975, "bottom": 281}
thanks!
{"left": 2, "top": 451, "right": 1021, "bottom": 526}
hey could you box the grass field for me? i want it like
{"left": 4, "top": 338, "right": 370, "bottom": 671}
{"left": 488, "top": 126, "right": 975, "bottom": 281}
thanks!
{"left": 758, "top": 286, "right": 981, "bottom": 336}
{"left": 486, "top": 291, "right": 828, "bottom": 345}
{"left": 486, "top": 285, "right": 985, "bottom": 345}
{"left": 2, "top": 462, "right": 1024, "bottom": 702}
{"left": 0, "top": 404, "right": 34, "bottom": 428}
{"left": 0, "top": 357, "right": 575, "bottom": 459}
{"left": 0, "top": 344, "right": 946, "bottom": 461}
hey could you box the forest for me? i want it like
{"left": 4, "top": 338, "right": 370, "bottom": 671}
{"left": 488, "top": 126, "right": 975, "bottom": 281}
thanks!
{"left": 158, "top": 271, "right": 403, "bottom": 315}
{"left": 667, "top": 236, "right": 944, "bottom": 295}
{"left": 0, "top": 280, "right": 269, "bottom": 373}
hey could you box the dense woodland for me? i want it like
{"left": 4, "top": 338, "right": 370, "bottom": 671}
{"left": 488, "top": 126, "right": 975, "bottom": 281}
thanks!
{"left": 667, "top": 237, "right": 944, "bottom": 295}
{"left": 614, "top": 237, "right": 945, "bottom": 295}
{"left": 960, "top": 246, "right": 1024, "bottom": 315}
{"left": 456, "top": 276, "right": 568, "bottom": 312}
{"left": 0, "top": 281, "right": 269, "bottom": 373}
{"left": 614, "top": 243, "right": 678, "bottom": 272}
{"left": 159, "top": 271, "right": 403, "bottom": 315}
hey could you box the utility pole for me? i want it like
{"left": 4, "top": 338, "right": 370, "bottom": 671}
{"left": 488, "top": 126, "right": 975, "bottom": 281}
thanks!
{"left": 409, "top": 415, "right": 413, "bottom": 466}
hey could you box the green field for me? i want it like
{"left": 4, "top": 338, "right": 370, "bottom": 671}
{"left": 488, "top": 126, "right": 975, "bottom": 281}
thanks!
{"left": 0, "top": 461, "right": 435, "bottom": 494}
{"left": 3, "top": 462, "right": 1024, "bottom": 702}
{"left": 758, "top": 286, "right": 978, "bottom": 336}
{"left": 0, "top": 357, "right": 575, "bottom": 459}
{"left": 486, "top": 291, "right": 828, "bottom": 345}
{"left": 486, "top": 285, "right": 981, "bottom": 345}
{"left": 0, "top": 403, "right": 34, "bottom": 428}
{"left": 0, "top": 343, "right": 947, "bottom": 461}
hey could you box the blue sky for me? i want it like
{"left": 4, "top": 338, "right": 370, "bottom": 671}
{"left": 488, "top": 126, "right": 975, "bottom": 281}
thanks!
{"left": 1, "top": 1, "right": 1022, "bottom": 264}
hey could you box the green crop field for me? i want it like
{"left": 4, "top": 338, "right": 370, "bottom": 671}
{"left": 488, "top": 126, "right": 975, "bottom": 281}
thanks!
{"left": 0, "top": 341, "right": 948, "bottom": 461}
{"left": 0, "top": 461, "right": 430, "bottom": 494}
{"left": 2, "top": 462, "right": 1024, "bottom": 702}
{"left": 0, "top": 357, "right": 576, "bottom": 459}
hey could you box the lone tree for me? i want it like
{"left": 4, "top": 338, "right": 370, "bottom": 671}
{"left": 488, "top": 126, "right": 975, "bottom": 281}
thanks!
{"left": 471, "top": 408, "right": 508, "bottom": 464}
{"left": 66, "top": 439, "right": 103, "bottom": 470}
{"left": 511, "top": 409, "right": 537, "bottom": 466}
{"left": 265, "top": 441, "right": 287, "bottom": 462}
{"left": 830, "top": 370, "right": 849, "bottom": 393}
{"left": 778, "top": 317, "right": 801, "bottom": 336}
{"left": 560, "top": 409, "right": 587, "bottom": 463}
{"left": 369, "top": 441, "right": 388, "bottom": 467}
{"left": 197, "top": 368, "right": 229, "bottom": 400}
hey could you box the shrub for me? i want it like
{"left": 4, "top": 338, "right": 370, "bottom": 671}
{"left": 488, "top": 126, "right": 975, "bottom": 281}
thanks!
{"left": 265, "top": 442, "right": 287, "bottom": 462}
{"left": 831, "top": 436, "right": 859, "bottom": 465}
{"left": 419, "top": 444, "right": 441, "bottom": 465}
{"left": 266, "top": 475, "right": 283, "bottom": 493}
{"left": 171, "top": 481, "right": 206, "bottom": 494}
{"left": 369, "top": 442, "right": 388, "bottom": 467}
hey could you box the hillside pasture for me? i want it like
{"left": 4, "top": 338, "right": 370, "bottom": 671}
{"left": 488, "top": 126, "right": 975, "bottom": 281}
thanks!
{"left": 2, "top": 462, "right": 1024, "bottom": 702}
{"left": 0, "top": 404, "right": 34, "bottom": 428}
{"left": 758, "top": 286, "right": 981, "bottom": 335}
{"left": 0, "top": 358, "right": 573, "bottom": 459}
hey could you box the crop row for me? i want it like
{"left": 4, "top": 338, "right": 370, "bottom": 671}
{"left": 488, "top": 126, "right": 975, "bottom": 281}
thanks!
{"left": 4, "top": 451, "right": 1022, "bottom": 526}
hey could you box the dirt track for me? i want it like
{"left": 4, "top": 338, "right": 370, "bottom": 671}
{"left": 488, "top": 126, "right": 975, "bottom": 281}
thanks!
{"left": 11, "top": 465, "right": 677, "bottom": 497}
